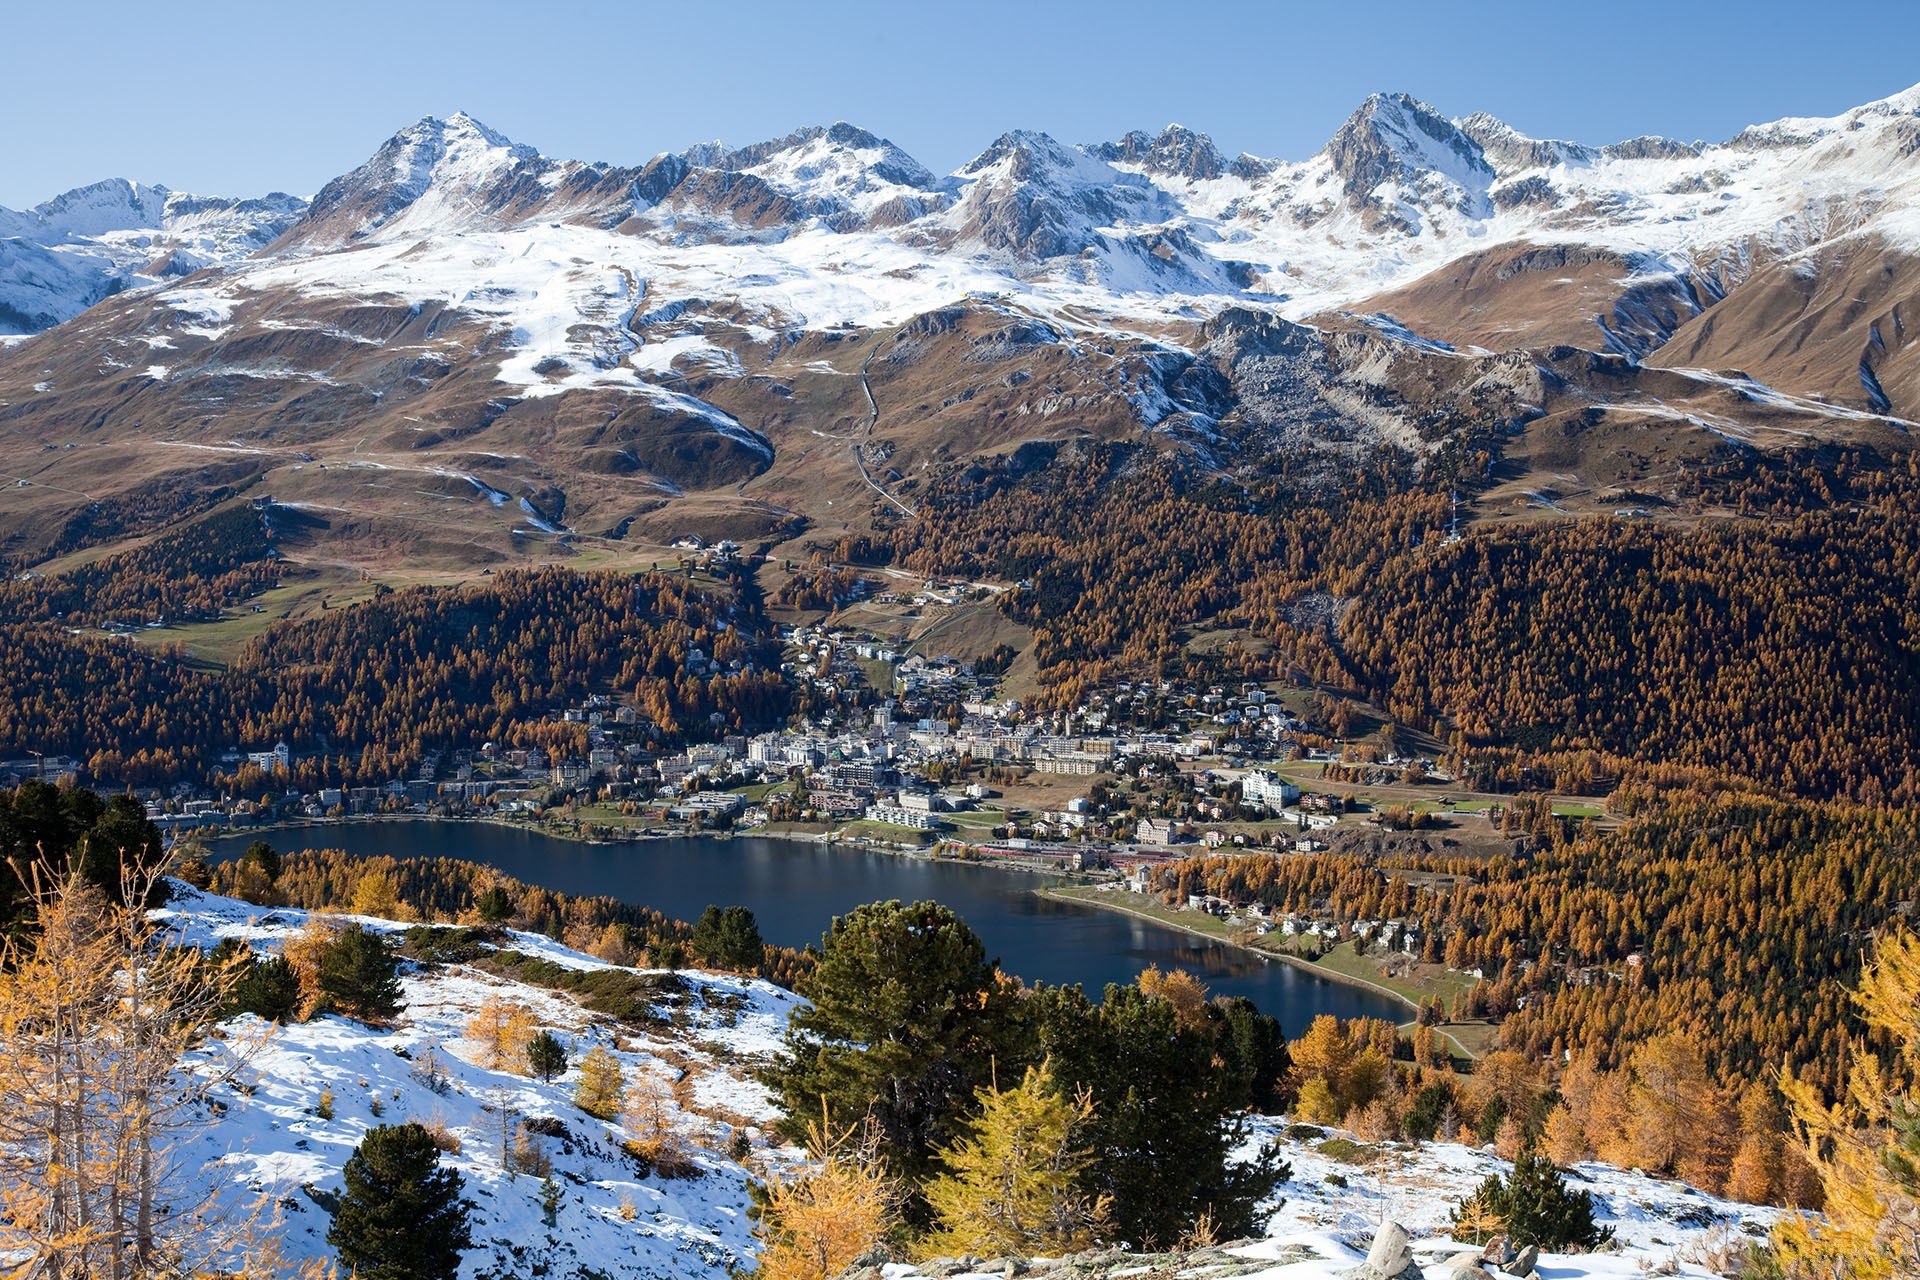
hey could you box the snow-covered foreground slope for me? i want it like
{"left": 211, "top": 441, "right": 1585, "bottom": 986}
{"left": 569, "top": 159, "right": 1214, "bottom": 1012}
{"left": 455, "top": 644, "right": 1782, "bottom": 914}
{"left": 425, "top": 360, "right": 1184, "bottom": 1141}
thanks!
{"left": 149, "top": 887, "right": 1785, "bottom": 1280}
{"left": 156, "top": 884, "right": 804, "bottom": 1280}
{"left": 1235, "top": 1120, "right": 1782, "bottom": 1280}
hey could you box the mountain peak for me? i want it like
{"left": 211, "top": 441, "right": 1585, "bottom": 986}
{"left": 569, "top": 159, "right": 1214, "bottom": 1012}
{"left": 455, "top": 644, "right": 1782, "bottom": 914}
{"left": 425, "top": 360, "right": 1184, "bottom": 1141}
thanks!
{"left": 1321, "top": 92, "right": 1493, "bottom": 219}
{"left": 386, "top": 112, "right": 536, "bottom": 174}
{"left": 1090, "top": 124, "right": 1228, "bottom": 181}
{"left": 10, "top": 178, "right": 174, "bottom": 239}
{"left": 715, "top": 122, "right": 937, "bottom": 195}
{"left": 294, "top": 112, "right": 543, "bottom": 246}
{"left": 957, "top": 130, "right": 1123, "bottom": 188}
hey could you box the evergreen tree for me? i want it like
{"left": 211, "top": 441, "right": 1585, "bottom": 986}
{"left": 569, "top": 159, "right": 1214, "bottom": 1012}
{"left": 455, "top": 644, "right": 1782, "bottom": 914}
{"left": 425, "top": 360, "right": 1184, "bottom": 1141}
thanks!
{"left": 74, "top": 795, "right": 166, "bottom": 905}
{"left": 241, "top": 840, "right": 281, "bottom": 884}
{"left": 327, "top": 1123, "right": 472, "bottom": 1280}
{"left": 692, "top": 904, "right": 765, "bottom": 972}
{"left": 760, "top": 900, "right": 1018, "bottom": 1197}
{"left": 919, "top": 1060, "right": 1110, "bottom": 1259}
{"left": 316, "top": 922, "right": 405, "bottom": 1024}
{"left": 1029, "top": 983, "right": 1289, "bottom": 1249}
{"left": 1450, "top": 1148, "right": 1610, "bottom": 1251}
{"left": 1213, "top": 994, "right": 1290, "bottom": 1113}
{"left": 212, "top": 940, "right": 301, "bottom": 1022}
{"left": 528, "top": 1030, "right": 568, "bottom": 1083}
{"left": 475, "top": 885, "right": 513, "bottom": 923}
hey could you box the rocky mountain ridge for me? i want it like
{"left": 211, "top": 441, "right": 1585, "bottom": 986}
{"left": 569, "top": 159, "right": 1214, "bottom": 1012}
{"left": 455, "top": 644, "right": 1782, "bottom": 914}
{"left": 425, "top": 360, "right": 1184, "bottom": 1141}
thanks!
{"left": 1, "top": 85, "right": 1915, "bottom": 572}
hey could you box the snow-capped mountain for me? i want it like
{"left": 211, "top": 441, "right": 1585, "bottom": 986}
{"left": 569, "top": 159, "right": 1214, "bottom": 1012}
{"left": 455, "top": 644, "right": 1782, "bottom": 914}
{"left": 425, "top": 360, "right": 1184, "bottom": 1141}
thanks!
{"left": 14, "top": 85, "right": 1920, "bottom": 347}
{"left": 0, "top": 179, "right": 305, "bottom": 333}
{"left": 2, "top": 86, "right": 1915, "bottom": 573}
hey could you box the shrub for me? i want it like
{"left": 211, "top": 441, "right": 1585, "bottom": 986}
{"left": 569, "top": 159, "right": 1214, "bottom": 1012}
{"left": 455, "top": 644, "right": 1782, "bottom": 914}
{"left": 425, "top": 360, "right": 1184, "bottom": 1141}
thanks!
{"left": 409, "top": 1045, "right": 452, "bottom": 1096}
{"left": 400, "top": 925, "right": 498, "bottom": 964}
{"left": 623, "top": 1136, "right": 702, "bottom": 1180}
{"left": 480, "top": 950, "right": 682, "bottom": 1024}
{"left": 419, "top": 1117, "right": 463, "bottom": 1155}
{"left": 1316, "top": 1137, "right": 1374, "bottom": 1165}
{"left": 508, "top": 1124, "right": 553, "bottom": 1178}
{"left": 1451, "top": 1148, "right": 1613, "bottom": 1252}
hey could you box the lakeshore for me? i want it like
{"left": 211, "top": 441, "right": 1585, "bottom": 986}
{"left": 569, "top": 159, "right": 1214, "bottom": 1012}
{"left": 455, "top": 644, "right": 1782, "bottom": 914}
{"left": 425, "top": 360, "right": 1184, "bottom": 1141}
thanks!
{"left": 1039, "top": 883, "right": 1498, "bottom": 1059}
{"left": 202, "top": 819, "right": 1405, "bottom": 1026}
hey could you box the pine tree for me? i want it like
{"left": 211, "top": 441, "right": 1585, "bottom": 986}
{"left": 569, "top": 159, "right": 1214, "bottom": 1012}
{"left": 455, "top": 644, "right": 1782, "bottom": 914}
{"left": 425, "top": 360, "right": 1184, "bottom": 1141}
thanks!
{"left": 316, "top": 922, "right": 405, "bottom": 1024}
{"left": 327, "top": 1123, "right": 472, "bottom": 1280}
{"left": 1450, "top": 1148, "right": 1610, "bottom": 1252}
{"left": 241, "top": 839, "right": 281, "bottom": 883}
{"left": 574, "top": 1044, "right": 625, "bottom": 1119}
{"left": 760, "top": 900, "right": 1017, "bottom": 1196}
{"left": 528, "top": 1030, "right": 568, "bottom": 1083}
{"left": 213, "top": 940, "right": 302, "bottom": 1022}
{"left": 692, "top": 904, "right": 765, "bottom": 971}
{"left": 920, "top": 1060, "right": 1110, "bottom": 1259}
{"left": 1031, "top": 983, "right": 1288, "bottom": 1249}
{"left": 475, "top": 884, "right": 513, "bottom": 922}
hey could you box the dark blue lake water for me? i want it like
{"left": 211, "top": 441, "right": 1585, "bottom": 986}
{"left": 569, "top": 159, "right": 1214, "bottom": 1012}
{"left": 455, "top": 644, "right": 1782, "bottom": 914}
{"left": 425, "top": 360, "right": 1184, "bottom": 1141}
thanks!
{"left": 210, "top": 821, "right": 1402, "bottom": 1030}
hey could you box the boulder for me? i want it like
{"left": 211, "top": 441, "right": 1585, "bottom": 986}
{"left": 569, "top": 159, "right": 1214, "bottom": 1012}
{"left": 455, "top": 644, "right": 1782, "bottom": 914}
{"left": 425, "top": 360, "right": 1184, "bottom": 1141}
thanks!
{"left": 1479, "top": 1236, "right": 1514, "bottom": 1268}
{"left": 1341, "top": 1221, "right": 1423, "bottom": 1280}
{"left": 1508, "top": 1244, "right": 1539, "bottom": 1276}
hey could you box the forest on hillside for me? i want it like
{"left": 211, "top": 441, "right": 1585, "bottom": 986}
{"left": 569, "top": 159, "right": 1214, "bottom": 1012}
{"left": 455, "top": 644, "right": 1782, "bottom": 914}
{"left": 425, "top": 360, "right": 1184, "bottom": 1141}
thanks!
{"left": 0, "top": 557, "right": 789, "bottom": 784}
{"left": 888, "top": 443, "right": 1920, "bottom": 805}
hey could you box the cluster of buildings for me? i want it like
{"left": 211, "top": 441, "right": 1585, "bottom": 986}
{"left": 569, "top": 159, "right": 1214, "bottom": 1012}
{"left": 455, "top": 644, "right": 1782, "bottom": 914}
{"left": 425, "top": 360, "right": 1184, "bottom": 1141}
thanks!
{"left": 18, "top": 620, "right": 1447, "bottom": 874}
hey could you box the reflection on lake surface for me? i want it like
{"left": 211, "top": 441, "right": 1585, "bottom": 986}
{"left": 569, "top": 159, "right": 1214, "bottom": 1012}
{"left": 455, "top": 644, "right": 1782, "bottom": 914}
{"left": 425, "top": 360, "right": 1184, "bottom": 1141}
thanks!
{"left": 209, "top": 821, "right": 1403, "bottom": 1028}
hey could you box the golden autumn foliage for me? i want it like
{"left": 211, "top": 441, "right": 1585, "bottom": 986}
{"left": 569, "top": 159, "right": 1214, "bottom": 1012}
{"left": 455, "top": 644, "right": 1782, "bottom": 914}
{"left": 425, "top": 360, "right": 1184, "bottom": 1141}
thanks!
{"left": 465, "top": 996, "right": 538, "bottom": 1073}
{"left": 918, "top": 1060, "right": 1111, "bottom": 1260}
{"left": 0, "top": 566, "right": 790, "bottom": 786}
{"left": 896, "top": 445, "right": 1920, "bottom": 804}
{"left": 573, "top": 1045, "right": 625, "bottom": 1121}
{"left": 1774, "top": 929, "right": 1920, "bottom": 1277}
{"left": 753, "top": 1118, "right": 898, "bottom": 1280}
{"left": 1135, "top": 964, "right": 1212, "bottom": 1034}
{"left": 1162, "top": 796, "right": 1915, "bottom": 1098}
{"left": 0, "top": 857, "right": 305, "bottom": 1277}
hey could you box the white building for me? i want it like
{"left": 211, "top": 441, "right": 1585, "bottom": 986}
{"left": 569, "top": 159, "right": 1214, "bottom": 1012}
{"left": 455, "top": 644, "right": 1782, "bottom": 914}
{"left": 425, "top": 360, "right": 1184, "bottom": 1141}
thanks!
{"left": 1240, "top": 769, "right": 1301, "bottom": 813}
{"left": 865, "top": 804, "right": 940, "bottom": 830}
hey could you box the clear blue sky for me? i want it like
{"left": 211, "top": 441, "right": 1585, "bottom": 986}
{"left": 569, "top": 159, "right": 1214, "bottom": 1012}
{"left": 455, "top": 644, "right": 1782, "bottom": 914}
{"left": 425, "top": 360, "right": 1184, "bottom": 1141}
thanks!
{"left": 7, "top": 0, "right": 1919, "bottom": 206}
